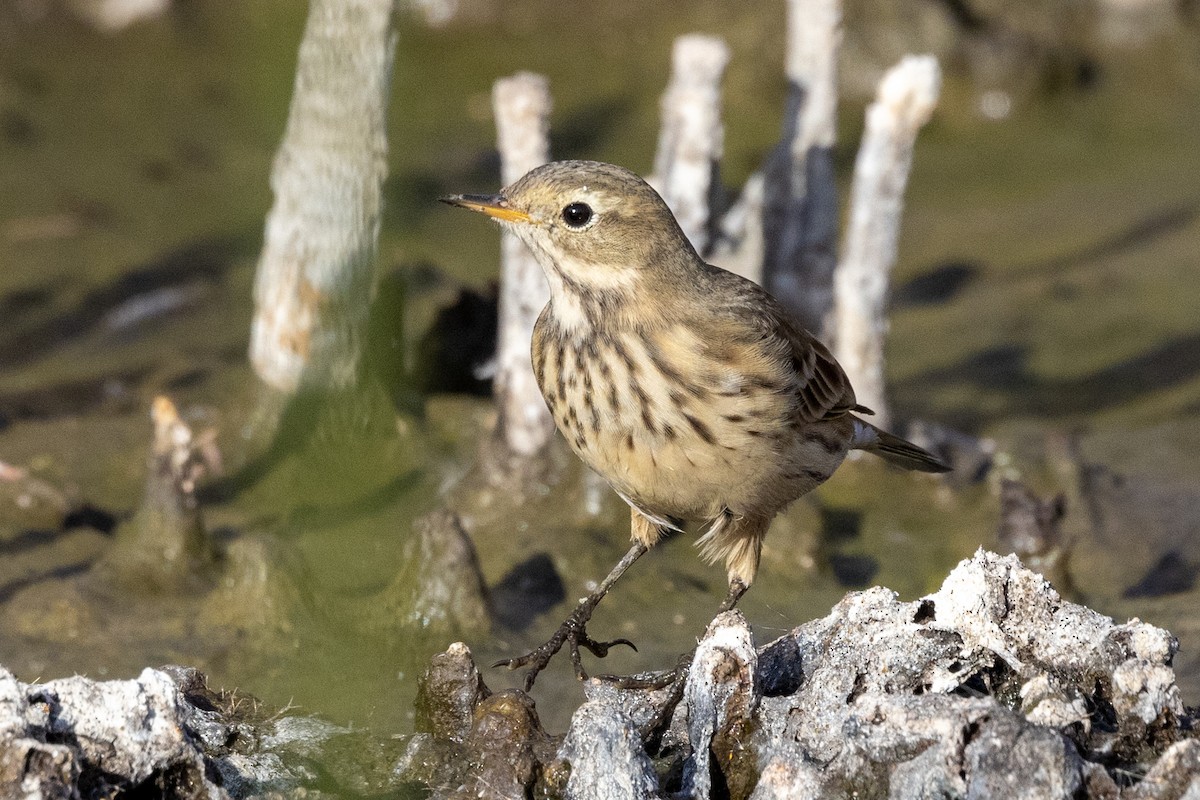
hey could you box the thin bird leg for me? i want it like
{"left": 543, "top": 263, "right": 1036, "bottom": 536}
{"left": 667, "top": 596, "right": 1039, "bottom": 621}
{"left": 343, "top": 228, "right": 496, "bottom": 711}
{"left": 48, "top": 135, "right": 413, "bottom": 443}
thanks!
{"left": 719, "top": 577, "right": 749, "bottom": 612}
{"left": 495, "top": 541, "right": 649, "bottom": 691}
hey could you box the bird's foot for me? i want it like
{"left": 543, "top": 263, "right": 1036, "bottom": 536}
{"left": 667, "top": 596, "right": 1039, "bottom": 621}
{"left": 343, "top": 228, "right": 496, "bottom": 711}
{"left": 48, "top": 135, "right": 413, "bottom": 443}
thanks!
{"left": 494, "top": 604, "right": 637, "bottom": 691}
{"left": 597, "top": 649, "right": 690, "bottom": 691}
{"left": 593, "top": 657, "right": 692, "bottom": 751}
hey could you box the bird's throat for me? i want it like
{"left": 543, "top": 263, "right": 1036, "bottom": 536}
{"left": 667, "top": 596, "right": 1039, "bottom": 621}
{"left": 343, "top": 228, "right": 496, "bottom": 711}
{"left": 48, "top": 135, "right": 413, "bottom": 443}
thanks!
{"left": 539, "top": 255, "right": 644, "bottom": 337}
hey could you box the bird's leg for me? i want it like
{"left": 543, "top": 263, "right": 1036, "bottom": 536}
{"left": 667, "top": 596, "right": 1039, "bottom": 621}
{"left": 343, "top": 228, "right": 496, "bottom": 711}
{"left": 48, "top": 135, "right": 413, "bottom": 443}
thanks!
{"left": 719, "top": 576, "right": 749, "bottom": 612}
{"left": 495, "top": 540, "right": 649, "bottom": 691}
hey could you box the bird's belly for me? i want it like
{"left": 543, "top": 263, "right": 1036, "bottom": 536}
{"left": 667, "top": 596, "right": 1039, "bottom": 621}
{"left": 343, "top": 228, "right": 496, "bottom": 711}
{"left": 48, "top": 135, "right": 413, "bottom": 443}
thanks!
{"left": 545, "top": 379, "right": 802, "bottom": 519}
{"left": 577, "top": 412, "right": 851, "bottom": 525}
{"left": 534, "top": 323, "right": 850, "bottom": 522}
{"left": 592, "top": 435, "right": 775, "bottom": 519}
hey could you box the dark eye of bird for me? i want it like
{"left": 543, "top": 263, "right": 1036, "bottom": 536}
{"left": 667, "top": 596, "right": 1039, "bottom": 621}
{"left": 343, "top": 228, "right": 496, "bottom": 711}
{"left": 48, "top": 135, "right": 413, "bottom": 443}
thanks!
{"left": 561, "top": 202, "right": 593, "bottom": 228}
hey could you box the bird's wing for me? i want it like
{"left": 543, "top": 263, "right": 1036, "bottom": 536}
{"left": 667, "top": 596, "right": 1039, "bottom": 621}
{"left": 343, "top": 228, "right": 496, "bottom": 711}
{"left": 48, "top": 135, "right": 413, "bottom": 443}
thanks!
{"left": 779, "top": 321, "right": 863, "bottom": 424}
{"left": 696, "top": 261, "right": 863, "bottom": 424}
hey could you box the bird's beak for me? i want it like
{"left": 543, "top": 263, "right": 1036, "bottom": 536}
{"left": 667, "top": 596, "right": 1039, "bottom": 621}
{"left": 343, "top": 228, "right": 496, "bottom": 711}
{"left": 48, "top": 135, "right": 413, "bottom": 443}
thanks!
{"left": 439, "top": 193, "right": 533, "bottom": 224}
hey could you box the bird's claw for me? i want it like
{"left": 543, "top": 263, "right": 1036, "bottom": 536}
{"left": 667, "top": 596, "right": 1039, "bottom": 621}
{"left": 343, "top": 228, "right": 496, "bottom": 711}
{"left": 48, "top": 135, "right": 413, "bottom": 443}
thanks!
{"left": 595, "top": 667, "right": 682, "bottom": 691}
{"left": 495, "top": 620, "right": 639, "bottom": 690}
{"left": 578, "top": 635, "right": 637, "bottom": 658}
{"left": 569, "top": 634, "right": 638, "bottom": 682}
{"left": 491, "top": 653, "right": 534, "bottom": 671}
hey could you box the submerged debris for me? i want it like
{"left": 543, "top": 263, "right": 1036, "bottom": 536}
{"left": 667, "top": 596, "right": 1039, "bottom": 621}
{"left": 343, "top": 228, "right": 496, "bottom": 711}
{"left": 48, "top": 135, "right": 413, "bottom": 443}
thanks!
{"left": 0, "top": 394, "right": 308, "bottom": 673}
{"left": 376, "top": 508, "right": 493, "bottom": 638}
{"left": 99, "top": 396, "right": 217, "bottom": 592}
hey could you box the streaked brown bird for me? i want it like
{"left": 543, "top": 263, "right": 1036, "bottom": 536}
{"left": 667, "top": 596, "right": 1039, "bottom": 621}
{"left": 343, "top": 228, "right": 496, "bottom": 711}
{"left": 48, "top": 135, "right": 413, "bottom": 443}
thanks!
{"left": 443, "top": 160, "right": 948, "bottom": 689}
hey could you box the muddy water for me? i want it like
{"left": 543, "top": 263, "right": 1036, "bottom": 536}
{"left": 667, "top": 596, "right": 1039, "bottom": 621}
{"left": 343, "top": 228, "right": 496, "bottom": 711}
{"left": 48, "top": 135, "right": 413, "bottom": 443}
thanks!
{"left": 1, "top": 0, "right": 1199, "bottom": 756}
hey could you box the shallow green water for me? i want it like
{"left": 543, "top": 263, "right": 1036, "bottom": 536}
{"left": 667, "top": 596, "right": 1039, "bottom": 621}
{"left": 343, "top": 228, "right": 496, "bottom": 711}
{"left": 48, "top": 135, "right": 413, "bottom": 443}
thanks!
{"left": 1, "top": 0, "right": 1198, "bottom": 768}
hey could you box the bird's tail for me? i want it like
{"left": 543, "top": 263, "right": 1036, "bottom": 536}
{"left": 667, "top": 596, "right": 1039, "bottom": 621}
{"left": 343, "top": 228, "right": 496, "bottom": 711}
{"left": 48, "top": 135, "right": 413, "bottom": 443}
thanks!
{"left": 851, "top": 417, "right": 951, "bottom": 473}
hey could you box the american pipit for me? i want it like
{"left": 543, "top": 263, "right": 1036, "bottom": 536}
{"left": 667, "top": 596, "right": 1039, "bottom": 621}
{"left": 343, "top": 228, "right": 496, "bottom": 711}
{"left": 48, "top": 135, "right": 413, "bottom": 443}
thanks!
{"left": 443, "top": 160, "right": 948, "bottom": 690}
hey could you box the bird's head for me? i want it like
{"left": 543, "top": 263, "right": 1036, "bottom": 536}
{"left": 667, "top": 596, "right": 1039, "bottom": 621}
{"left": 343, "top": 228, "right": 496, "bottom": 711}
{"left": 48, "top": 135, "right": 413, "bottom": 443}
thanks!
{"left": 442, "top": 160, "right": 698, "bottom": 300}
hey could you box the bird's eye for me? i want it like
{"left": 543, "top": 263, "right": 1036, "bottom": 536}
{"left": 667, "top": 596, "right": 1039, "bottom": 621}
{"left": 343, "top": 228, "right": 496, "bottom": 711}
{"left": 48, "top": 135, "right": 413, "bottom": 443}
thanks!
{"left": 561, "top": 202, "right": 594, "bottom": 228}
